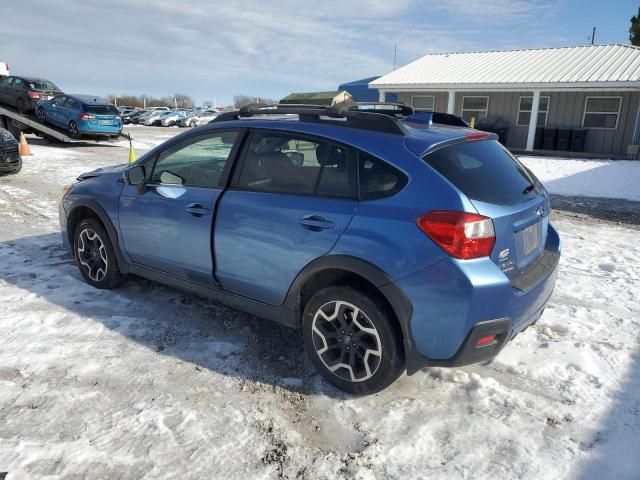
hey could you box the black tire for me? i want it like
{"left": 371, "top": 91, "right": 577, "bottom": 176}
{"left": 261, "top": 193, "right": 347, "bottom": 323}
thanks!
{"left": 302, "top": 286, "right": 405, "bottom": 395}
{"left": 68, "top": 121, "right": 79, "bottom": 138}
{"left": 73, "top": 218, "right": 125, "bottom": 289}
{"left": 16, "top": 98, "right": 25, "bottom": 115}
{"left": 37, "top": 107, "right": 46, "bottom": 122}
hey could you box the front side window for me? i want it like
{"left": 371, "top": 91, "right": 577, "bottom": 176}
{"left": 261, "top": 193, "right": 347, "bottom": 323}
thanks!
{"left": 517, "top": 96, "right": 550, "bottom": 127}
{"left": 411, "top": 95, "right": 435, "bottom": 112}
{"left": 461, "top": 96, "right": 489, "bottom": 123}
{"left": 237, "top": 132, "right": 354, "bottom": 197}
{"left": 151, "top": 131, "right": 239, "bottom": 188}
{"left": 582, "top": 97, "right": 621, "bottom": 129}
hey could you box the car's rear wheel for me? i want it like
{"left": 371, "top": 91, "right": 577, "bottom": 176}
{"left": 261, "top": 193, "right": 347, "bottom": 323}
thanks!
{"left": 73, "top": 218, "right": 125, "bottom": 289}
{"left": 16, "top": 98, "right": 25, "bottom": 115}
{"left": 302, "top": 286, "right": 405, "bottom": 394}
{"left": 68, "top": 121, "right": 79, "bottom": 138}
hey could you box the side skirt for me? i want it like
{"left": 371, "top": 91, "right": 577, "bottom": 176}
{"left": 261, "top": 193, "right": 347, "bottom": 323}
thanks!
{"left": 128, "top": 263, "right": 298, "bottom": 328}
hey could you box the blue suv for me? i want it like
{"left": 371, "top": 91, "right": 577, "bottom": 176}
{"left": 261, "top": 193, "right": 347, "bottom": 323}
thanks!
{"left": 59, "top": 105, "right": 560, "bottom": 394}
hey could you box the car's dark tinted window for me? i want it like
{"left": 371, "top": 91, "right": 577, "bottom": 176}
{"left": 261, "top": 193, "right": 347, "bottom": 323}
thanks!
{"left": 13, "top": 78, "right": 27, "bottom": 89}
{"left": 63, "top": 98, "right": 80, "bottom": 110}
{"left": 29, "top": 81, "right": 60, "bottom": 91}
{"left": 238, "top": 132, "right": 354, "bottom": 197}
{"left": 424, "top": 140, "right": 539, "bottom": 205}
{"left": 358, "top": 151, "right": 407, "bottom": 200}
{"left": 85, "top": 105, "right": 119, "bottom": 115}
{"left": 151, "top": 131, "right": 239, "bottom": 188}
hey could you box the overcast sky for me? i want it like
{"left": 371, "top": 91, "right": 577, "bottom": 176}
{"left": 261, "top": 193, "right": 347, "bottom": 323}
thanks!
{"left": 1, "top": 0, "right": 636, "bottom": 106}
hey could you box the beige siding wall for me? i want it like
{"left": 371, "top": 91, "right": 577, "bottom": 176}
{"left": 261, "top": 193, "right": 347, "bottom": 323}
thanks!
{"left": 390, "top": 89, "right": 640, "bottom": 155}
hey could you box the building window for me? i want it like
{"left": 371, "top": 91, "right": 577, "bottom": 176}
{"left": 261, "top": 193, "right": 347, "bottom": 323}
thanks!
{"left": 582, "top": 97, "right": 622, "bottom": 129}
{"left": 461, "top": 96, "right": 489, "bottom": 123}
{"left": 411, "top": 95, "right": 435, "bottom": 111}
{"left": 517, "top": 96, "right": 550, "bottom": 127}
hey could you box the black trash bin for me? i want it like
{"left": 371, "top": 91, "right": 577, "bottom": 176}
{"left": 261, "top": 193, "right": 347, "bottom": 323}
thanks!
{"left": 542, "top": 128, "right": 557, "bottom": 150}
{"left": 556, "top": 128, "right": 571, "bottom": 151}
{"left": 475, "top": 116, "right": 511, "bottom": 145}
{"left": 534, "top": 127, "right": 544, "bottom": 150}
{"left": 570, "top": 129, "right": 587, "bottom": 152}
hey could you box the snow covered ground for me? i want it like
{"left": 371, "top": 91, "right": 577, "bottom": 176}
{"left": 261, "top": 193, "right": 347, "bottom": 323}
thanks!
{"left": 0, "top": 129, "right": 639, "bottom": 479}
{"left": 519, "top": 156, "right": 640, "bottom": 201}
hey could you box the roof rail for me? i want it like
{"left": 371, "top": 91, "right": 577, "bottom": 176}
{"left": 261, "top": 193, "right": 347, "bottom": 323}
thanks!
{"left": 210, "top": 103, "right": 406, "bottom": 136}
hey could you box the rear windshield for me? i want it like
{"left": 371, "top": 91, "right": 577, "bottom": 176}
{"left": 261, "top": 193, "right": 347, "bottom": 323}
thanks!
{"left": 84, "top": 105, "right": 119, "bottom": 115}
{"left": 29, "top": 81, "right": 60, "bottom": 91}
{"left": 423, "top": 140, "right": 540, "bottom": 205}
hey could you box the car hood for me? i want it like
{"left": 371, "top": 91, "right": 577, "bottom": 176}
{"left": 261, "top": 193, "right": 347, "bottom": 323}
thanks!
{"left": 77, "top": 163, "right": 128, "bottom": 180}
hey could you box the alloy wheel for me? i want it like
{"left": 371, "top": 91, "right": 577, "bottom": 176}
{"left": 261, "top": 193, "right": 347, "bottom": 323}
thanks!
{"left": 76, "top": 228, "right": 108, "bottom": 282}
{"left": 312, "top": 300, "right": 382, "bottom": 383}
{"left": 69, "top": 121, "right": 79, "bottom": 138}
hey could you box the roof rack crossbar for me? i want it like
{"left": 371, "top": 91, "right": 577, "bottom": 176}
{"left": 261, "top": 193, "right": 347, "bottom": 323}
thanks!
{"left": 210, "top": 103, "right": 406, "bottom": 136}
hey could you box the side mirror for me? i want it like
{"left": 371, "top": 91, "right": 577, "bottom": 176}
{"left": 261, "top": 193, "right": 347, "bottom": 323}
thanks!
{"left": 126, "top": 165, "right": 146, "bottom": 185}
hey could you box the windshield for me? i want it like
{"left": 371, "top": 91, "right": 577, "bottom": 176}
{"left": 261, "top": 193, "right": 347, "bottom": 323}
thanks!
{"left": 29, "top": 81, "right": 60, "bottom": 91}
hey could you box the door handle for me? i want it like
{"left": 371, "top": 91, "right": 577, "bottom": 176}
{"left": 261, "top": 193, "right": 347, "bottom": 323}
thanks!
{"left": 186, "top": 203, "right": 210, "bottom": 216}
{"left": 299, "top": 214, "right": 334, "bottom": 231}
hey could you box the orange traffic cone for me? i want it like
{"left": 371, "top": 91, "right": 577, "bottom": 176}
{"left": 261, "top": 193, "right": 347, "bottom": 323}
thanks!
{"left": 19, "top": 132, "right": 32, "bottom": 156}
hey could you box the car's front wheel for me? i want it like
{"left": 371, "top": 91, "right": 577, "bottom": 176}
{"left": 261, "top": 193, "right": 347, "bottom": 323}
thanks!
{"left": 37, "top": 107, "right": 46, "bottom": 122}
{"left": 73, "top": 218, "right": 125, "bottom": 289}
{"left": 302, "top": 286, "right": 405, "bottom": 394}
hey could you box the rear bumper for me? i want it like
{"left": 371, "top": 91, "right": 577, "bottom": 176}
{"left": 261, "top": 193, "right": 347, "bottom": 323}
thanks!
{"left": 78, "top": 121, "right": 122, "bottom": 136}
{"left": 396, "top": 223, "right": 561, "bottom": 374}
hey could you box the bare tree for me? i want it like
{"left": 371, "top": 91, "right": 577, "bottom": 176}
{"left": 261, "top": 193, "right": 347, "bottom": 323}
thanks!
{"left": 233, "top": 94, "right": 277, "bottom": 108}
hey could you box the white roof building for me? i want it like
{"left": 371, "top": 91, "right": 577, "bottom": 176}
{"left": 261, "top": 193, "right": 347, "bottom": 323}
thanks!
{"left": 371, "top": 45, "right": 640, "bottom": 156}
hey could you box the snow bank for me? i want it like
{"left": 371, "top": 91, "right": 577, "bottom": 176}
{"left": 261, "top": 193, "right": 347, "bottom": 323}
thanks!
{"left": 519, "top": 156, "right": 640, "bottom": 202}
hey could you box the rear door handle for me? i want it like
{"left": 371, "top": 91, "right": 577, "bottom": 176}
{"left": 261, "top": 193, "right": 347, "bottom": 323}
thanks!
{"left": 299, "top": 214, "right": 334, "bottom": 231}
{"left": 186, "top": 203, "right": 210, "bottom": 216}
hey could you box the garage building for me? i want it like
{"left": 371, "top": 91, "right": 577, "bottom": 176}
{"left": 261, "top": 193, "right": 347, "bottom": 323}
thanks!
{"left": 371, "top": 44, "right": 640, "bottom": 157}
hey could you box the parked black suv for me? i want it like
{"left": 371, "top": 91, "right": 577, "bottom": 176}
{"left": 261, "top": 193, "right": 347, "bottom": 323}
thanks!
{"left": 0, "top": 128, "right": 21, "bottom": 175}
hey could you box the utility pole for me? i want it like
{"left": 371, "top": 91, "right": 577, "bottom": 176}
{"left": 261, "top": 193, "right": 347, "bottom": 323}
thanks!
{"left": 393, "top": 43, "right": 397, "bottom": 71}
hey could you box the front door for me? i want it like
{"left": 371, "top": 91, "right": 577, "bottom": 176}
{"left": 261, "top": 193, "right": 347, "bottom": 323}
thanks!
{"left": 215, "top": 130, "right": 357, "bottom": 306}
{"left": 119, "top": 130, "right": 243, "bottom": 285}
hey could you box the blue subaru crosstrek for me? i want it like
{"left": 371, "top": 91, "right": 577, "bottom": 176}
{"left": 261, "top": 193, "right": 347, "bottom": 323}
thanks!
{"left": 59, "top": 105, "right": 560, "bottom": 394}
{"left": 36, "top": 94, "right": 123, "bottom": 139}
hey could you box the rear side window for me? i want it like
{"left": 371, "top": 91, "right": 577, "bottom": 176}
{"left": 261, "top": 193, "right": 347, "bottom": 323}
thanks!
{"left": 237, "top": 132, "right": 355, "bottom": 197}
{"left": 85, "top": 105, "right": 119, "bottom": 115}
{"left": 423, "top": 140, "right": 539, "bottom": 205}
{"left": 358, "top": 151, "right": 407, "bottom": 200}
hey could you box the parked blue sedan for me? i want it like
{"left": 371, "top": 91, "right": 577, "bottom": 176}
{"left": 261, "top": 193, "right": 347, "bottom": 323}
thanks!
{"left": 36, "top": 94, "right": 123, "bottom": 138}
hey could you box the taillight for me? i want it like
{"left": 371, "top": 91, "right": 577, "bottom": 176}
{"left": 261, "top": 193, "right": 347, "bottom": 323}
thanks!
{"left": 80, "top": 113, "right": 96, "bottom": 120}
{"left": 416, "top": 210, "right": 495, "bottom": 259}
{"left": 465, "top": 132, "right": 490, "bottom": 141}
{"left": 27, "top": 91, "right": 40, "bottom": 99}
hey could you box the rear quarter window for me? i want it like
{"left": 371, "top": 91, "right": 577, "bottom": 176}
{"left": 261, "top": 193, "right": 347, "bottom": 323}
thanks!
{"left": 423, "top": 140, "right": 539, "bottom": 205}
{"left": 358, "top": 151, "right": 407, "bottom": 200}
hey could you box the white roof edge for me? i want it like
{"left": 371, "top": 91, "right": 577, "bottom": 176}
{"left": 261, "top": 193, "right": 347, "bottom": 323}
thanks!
{"left": 370, "top": 82, "right": 640, "bottom": 91}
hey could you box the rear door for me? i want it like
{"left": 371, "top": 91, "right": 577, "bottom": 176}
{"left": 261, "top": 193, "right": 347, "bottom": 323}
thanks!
{"left": 119, "top": 129, "right": 243, "bottom": 285}
{"left": 424, "top": 140, "right": 549, "bottom": 278}
{"left": 215, "top": 130, "right": 357, "bottom": 306}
